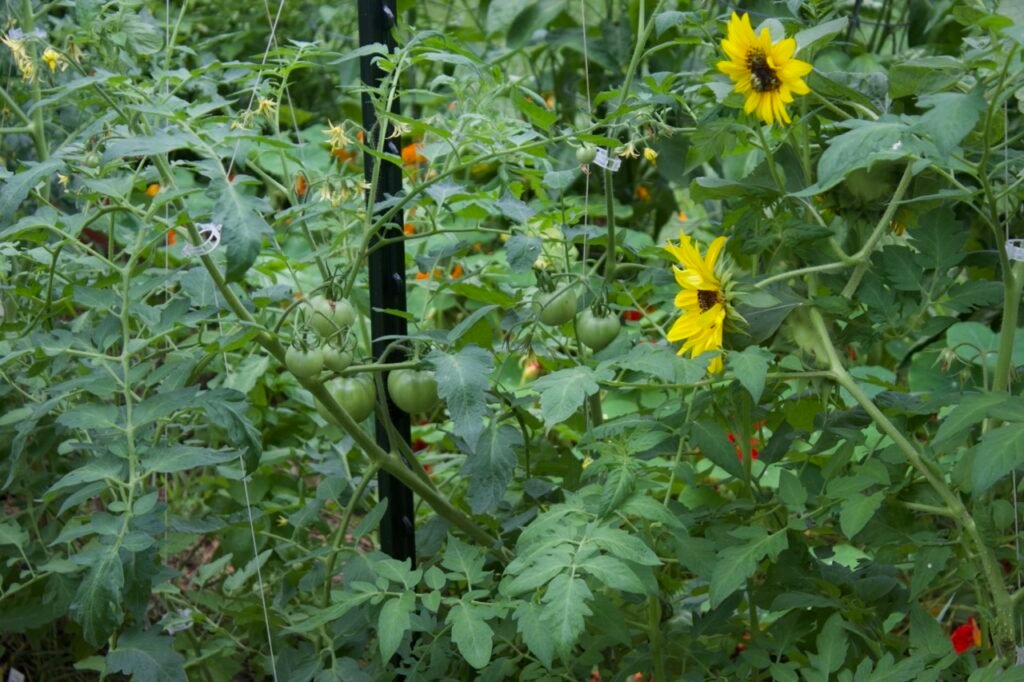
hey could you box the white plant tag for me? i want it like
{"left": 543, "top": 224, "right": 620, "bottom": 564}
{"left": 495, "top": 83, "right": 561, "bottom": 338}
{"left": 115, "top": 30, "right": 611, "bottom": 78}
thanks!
{"left": 183, "top": 222, "right": 222, "bottom": 257}
{"left": 593, "top": 147, "right": 621, "bottom": 172}
{"left": 1006, "top": 239, "right": 1024, "bottom": 262}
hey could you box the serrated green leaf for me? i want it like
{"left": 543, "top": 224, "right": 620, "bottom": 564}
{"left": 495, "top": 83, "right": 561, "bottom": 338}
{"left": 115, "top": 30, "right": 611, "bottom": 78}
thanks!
{"left": 579, "top": 554, "right": 646, "bottom": 594}
{"left": 839, "top": 492, "right": 885, "bottom": 539}
{"left": 809, "top": 612, "right": 848, "bottom": 676}
{"left": 514, "top": 601, "right": 554, "bottom": 669}
{"left": 211, "top": 175, "right": 270, "bottom": 281}
{"left": 710, "top": 528, "right": 788, "bottom": 606}
{"left": 378, "top": 593, "right": 414, "bottom": 661}
{"left": 533, "top": 366, "right": 609, "bottom": 428}
{"left": 286, "top": 592, "right": 373, "bottom": 634}
{"left": 506, "top": 234, "right": 542, "bottom": 272}
{"left": 70, "top": 546, "right": 124, "bottom": 646}
{"left": 428, "top": 345, "right": 493, "bottom": 445}
{"left": 105, "top": 629, "right": 186, "bottom": 682}
{"left": 690, "top": 421, "right": 745, "bottom": 480}
{"left": 352, "top": 498, "right": 389, "bottom": 540}
{"left": 139, "top": 446, "right": 236, "bottom": 476}
{"left": 934, "top": 393, "right": 1024, "bottom": 447}
{"left": 728, "top": 346, "right": 772, "bottom": 403}
{"left": 590, "top": 526, "right": 660, "bottom": 566}
{"left": 777, "top": 470, "right": 807, "bottom": 511}
{"left": 972, "top": 423, "right": 1024, "bottom": 495}
{"left": 462, "top": 423, "right": 521, "bottom": 514}
{"left": 0, "top": 158, "right": 62, "bottom": 223}
{"left": 448, "top": 601, "right": 494, "bottom": 669}
{"left": 540, "top": 573, "right": 593, "bottom": 660}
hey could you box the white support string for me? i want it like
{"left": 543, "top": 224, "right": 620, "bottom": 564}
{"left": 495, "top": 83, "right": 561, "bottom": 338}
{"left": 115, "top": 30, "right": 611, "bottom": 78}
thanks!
{"left": 225, "top": 0, "right": 287, "bottom": 179}
{"left": 239, "top": 453, "right": 278, "bottom": 681}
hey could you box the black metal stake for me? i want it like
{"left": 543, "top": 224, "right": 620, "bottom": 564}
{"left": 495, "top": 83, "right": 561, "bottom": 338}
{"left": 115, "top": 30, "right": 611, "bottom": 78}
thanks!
{"left": 358, "top": 0, "right": 415, "bottom": 565}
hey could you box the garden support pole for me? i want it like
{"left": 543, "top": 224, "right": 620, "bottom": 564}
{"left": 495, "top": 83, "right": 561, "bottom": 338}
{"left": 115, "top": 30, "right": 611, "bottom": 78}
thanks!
{"left": 358, "top": 0, "right": 416, "bottom": 564}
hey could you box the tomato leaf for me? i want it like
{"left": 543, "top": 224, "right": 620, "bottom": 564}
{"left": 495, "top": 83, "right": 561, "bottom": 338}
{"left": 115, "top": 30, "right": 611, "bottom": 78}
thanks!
{"left": 428, "top": 345, "right": 493, "bottom": 446}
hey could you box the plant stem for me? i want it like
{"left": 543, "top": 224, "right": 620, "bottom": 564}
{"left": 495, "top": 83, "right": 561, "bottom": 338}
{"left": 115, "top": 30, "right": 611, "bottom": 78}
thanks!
{"left": 810, "top": 307, "right": 1014, "bottom": 644}
{"left": 840, "top": 163, "right": 914, "bottom": 299}
{"left": 992, "top": 262, "right": 1024, "bottom": 395}
{"left": 648, "top": 595, "right": 667, "bottom": 682}
{"left": 603, "top": 167, "right": 616, "bottom": 286}
{"left": 321, "top": 461, "right": 381, "bottom": 606}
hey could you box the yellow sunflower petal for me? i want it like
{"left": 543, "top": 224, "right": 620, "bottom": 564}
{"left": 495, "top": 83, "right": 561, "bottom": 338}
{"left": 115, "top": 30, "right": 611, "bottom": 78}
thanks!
{"left": 788, "top": 77, "right": 810, "bottom": 95}
{"left": 704, "top": 236, "right": 727, "bottom": 272}
{"left": 771, "top": 37, "right": 796, "bottom": 64}
{"left": 780, "top": 59, "right": 813, "bottom": 79}
{"left": 744, "top": 91, "right": 761, "bottom": 114}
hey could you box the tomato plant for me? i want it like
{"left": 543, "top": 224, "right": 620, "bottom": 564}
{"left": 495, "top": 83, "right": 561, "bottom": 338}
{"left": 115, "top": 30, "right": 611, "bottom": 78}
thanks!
{"left": 2, "top": 0, "right": 1024, "bottom": 680}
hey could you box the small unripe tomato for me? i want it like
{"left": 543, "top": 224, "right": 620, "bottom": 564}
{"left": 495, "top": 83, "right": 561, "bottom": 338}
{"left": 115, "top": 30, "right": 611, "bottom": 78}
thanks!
{"left": 309, "top": 295, "right": 357, "bottom": 337}
{"left": 387, "top": 369, "right": 440, "bottom": 414}
{"left": 576, "top": 144, "right": 597, "bottom": 164}
{"left": 285, "top": 346, "right": 324, "bottom": 378}
{"left": 317, "top": 375, "right": 377, "bottom": 423}
{"left": 322, "top": 344, "right": 354, "bottom": 373}
{"left": 534, "top": 287, "right": 577, "bottom": 326}
{"left": 576, "top": 309, "right": 621, "bottom": 351}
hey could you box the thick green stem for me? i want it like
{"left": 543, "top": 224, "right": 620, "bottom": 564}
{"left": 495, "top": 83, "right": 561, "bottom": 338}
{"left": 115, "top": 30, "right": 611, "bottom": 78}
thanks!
{"left": 603, "top": 167, "right": 616, "bottom": 285}
{"left": 841, "top": 163, "right": 914, "bottom": 299}
{"left": 810, "top": 308, "right": 1014, "bottom": 643}
{"left": 993, "top": 262, "right": 1024, "bottom": 394}
{"left": 321, "top": 461, "right": 381, "bottom": 606}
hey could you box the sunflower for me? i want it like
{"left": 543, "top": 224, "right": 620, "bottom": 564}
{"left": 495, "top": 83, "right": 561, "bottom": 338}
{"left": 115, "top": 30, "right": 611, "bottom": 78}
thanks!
{"left": 716, "top": 12, "right": 812, "bottom": 126}
{"left": 665, "top": 233, "right": 734, "bottom": 372}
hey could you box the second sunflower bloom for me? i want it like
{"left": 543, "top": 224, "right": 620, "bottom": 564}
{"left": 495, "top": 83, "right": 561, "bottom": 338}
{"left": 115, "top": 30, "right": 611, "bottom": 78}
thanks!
{"left": 716, "top": 12, "right": 812, "bottom": 125}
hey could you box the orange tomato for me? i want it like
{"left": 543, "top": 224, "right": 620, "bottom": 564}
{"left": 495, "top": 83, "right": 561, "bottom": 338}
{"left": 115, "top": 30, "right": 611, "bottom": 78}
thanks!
{"left": 145, "top": 183, "right": 160, "bottom": 198}
{"left": 295, "top": 173, "right": 308, "bottom": 198}
{"left": 635, "top": 185, "right": 651, "bottom": 202}
{"left": 166, "top": 229, "right": 176, "bottom": 246}
{"left": 402, "top": 142, "right": 426, "bottom": 166}
{"left": 403, "top": 223, "right": 416, "bottom": 235}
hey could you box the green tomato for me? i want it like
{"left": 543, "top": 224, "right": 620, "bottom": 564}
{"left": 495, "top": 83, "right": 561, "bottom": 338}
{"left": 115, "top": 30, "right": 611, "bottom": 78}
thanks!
{"left": 285, "top": 346, "right": 324, "bottom": 378}
{"left": 387, "top": 369, "right": 440, "bottom": 414}
{"left": 322, "top": 345, "right": 354, "bottom": 373}
{"left": 576, "top": 309, "right": 621, "bottom": 351}
{"left": 576, "top": 144, "right": 597, "bottom": 164}
{"left": 309, "top": 295, "right": 357, "bottom": 337}
{"left": 535, "top": 287, "right": 577, "bottom": 326}
{"left": 317, "top": 375, "right": 377, "bottom": 423}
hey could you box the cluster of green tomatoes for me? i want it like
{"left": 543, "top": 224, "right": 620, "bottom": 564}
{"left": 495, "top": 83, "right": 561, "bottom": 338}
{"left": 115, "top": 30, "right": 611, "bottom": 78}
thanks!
{"left": 284, "top": 294, "right": 442, "bottom": 423}
{"left": 533, "top": 283, "right": 622, "bottom": 351}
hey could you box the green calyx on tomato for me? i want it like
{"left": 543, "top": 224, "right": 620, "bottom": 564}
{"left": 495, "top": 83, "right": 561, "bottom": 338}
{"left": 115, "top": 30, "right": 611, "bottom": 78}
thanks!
{"left": 535, "top": 286, "right": 577, "bottom": 326}
{"left": 317, "top": 374, "right": 377, "bottom": 424}
{"left": 577, "top": 308, "right": 621, "bottom": 351}
{"left": 387, "top": 369, "right": 440, "bottom": 414}
{"left": 285, "top": 346, "right": 324, "bottom": 378}
{"left": 308, "top": 295, "right": 356, "bottom": 338}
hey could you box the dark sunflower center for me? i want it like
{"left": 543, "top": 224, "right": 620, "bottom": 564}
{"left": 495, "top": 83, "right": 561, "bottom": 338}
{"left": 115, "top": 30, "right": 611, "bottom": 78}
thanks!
{"left": 746, "top": 49, "right": 781, "bottom": 93}
{"left": 697, "top": 289, "right": 720, "bottom": 312}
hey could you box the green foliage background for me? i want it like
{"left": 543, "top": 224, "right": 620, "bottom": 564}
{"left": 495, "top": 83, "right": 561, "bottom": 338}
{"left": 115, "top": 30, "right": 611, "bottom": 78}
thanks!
{"left": 2, "top": 0, "right": 1024, "bottom": 679}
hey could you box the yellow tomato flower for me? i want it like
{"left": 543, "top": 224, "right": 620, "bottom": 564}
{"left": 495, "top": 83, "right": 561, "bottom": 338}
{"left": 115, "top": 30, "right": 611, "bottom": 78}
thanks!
{"left": 643, "top": 147, "right": 658, "bottom": 164}
{"left": 665, "top": 233, "right": 733, "bottom": 373}
{"left": 42, "top": 47, "right": 60, "bottom": 72}
{"left": 716, "top": 12, "right": 812, "bottom": 125}
{"left": 325, "top": 120, "right": 350, "bottom": 150}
